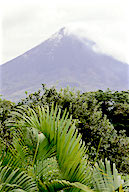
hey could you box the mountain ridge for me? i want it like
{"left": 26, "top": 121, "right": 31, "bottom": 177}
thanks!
{"left": 1, "top": 27, "right": 129, "bottom": 101}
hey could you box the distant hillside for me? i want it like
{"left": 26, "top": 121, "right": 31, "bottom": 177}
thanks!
{"left": 1, "top": 27, "right": 129, "bottom": 101}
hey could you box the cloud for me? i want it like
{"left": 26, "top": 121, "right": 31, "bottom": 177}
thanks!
{"left": 65, "top": 21, "right": 128, "bottom": 63}
{"left": 1, "top": 0, "right": 129, "bottom": 64}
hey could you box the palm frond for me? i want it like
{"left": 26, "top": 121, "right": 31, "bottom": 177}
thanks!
{"left": 0, "top": 165, "right": 38, "bottom": 191}
{"left": 38, "top": 179, "right": 94, "bottom": 192}
{"left": 10, "top": 104, "right": 92, "bottom": 191}
{"left": 93, "top": 158, "right": 129, "bottom": 192}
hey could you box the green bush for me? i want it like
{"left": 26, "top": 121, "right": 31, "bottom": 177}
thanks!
{"left": 0, "top": 98, "right": 14, "bottom": 146}
{"left": 17, "top": 85, "right": 129, "bottom": 174}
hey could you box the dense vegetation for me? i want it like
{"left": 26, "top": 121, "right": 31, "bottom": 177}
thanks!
{"left": 0, "top": 85, "right": 129, "bottom": 191}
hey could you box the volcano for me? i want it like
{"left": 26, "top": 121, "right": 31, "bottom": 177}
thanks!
{"left": 0, "top": 27, "right": 129, "bottom": 101}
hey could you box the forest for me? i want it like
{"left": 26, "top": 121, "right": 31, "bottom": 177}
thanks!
{"left": 0, "top": 84, "right": 129, "bottom": 191}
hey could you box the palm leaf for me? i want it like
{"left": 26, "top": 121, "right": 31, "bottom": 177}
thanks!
{"left": 38, "top": 179, "right": 94, "bottom": 192}
{"left": 93, "top": 158, "right": 129, "bottom": 192}
{"left": 0, "top": 165, "right": 38, "bottom": 191}
{"left": 10, "top": 104, "right": 92, "bottom": 191}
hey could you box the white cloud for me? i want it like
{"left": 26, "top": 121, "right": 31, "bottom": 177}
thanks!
{"left": 65, "top": 21, "right": 128, "bottom": 63}
{"left": 0, "top": 0, "right": 129, "bottom": 64}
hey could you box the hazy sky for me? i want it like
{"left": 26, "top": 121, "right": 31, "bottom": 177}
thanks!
{"left": 0, "top": 0, "right": 129, "bottom": 64}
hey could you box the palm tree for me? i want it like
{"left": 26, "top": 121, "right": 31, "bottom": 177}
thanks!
{"left": 1, "top": 104, "right": 93, "bottom": 191}
{"left": 1, "top": 104, "right": 128, "bottom": 191}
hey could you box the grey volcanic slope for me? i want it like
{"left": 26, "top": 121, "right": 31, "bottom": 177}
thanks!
{"left": 0, "top": 27, "right": 129, "bottom": 101}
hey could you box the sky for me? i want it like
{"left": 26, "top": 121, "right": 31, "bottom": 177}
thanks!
{"left": 0, "top": 0, "right": 129, "bottom": 65}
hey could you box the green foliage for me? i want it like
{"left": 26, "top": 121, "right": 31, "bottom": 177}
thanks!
{"left": 0, "top": 165, "right": 38, "bottom": 191}
{"left": 0, "top": 104, "right": 129, "bottom": 191}
{"left": 17, "top": 86, "right": 129, "bottom": 174}
{"left": 1, "top": 85, "right": 129, "bottom": 175}
{"left": 11, "top": 105, "right": 91, "bottom": 187}
{"left": 0, "top": 98, "right": 14, "bottom": 146}
{"left": 0, "top": 105, "right": 92, "bottom": 191}
{"left": 92, "top": 89, "right": 129, "bottom": 134}
{"left": 93, "top": 158, "right": 129, "bottom": 192}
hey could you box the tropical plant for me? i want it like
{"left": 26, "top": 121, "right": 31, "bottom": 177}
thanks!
{"left": 93, "top": 158, "right": 129, "bottom": 192}
{"left": 18, "top": 86, "right": 129, "bottom": 173}
{"left": 0, "top": 165, "right": 38, "bottom": 192}
{"left": 1, "top": 104, "right": 129, "bottom": 191}
{"left": 3, "top": 104, "right": 93, "bottom": 191}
